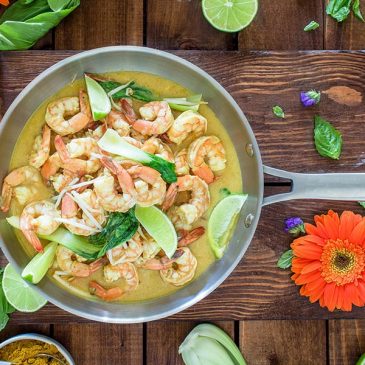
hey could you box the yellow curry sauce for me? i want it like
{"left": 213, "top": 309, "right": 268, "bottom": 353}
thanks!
{"left": 9, "top": 71, "right": 242, "bottom": 302}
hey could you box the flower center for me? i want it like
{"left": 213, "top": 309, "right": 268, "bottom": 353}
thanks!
{"left": 321, "top": 239, "right": 365, "bottom": 285}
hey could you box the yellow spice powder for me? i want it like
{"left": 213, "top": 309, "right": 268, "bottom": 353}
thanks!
{"left": 0, "top": 339, "right": 67, "bottom": 365}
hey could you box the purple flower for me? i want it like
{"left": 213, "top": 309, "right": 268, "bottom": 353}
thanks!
{"left": 284, "top": 217, "right": 305, "bottom": 236}
{"left": 300, "top": 90, "right": 321, "bottom": 107}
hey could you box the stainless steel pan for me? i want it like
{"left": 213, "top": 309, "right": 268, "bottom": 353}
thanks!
{"left": 1, "top": 46, "right": 365, "bottom": 323}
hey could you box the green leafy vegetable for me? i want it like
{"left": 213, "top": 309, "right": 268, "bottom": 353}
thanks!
{"left": 304, "top": 20, "right": 320, "bottom": 31}
{"left": 326, "top": 0, "right": 364, "bottom": 22}
{"left": 0, "top": 0, "right": 80, "bottom": 50}
{"left": 273, "top": 105, "right": 285, "bottom": 118}
{"left": 98, "top": 129, "right": 177, "bottom": 183}
{"left": 0, "top": 268, "right": 15, "bottom": 332}
{"left": 356, "top": 353, "right": 365, "bottom": 365}
{"left": 22, "top": 242, "right": 58, "bottom": 284}
{"left": 89, "top": 210, "right": 139, "bottom": 257}
{"left": 314, "top": 115, "right": 342, "bottom": 160}
{"left": 220, "top": 188, "right": 232, "bottom": 197}
{"left": 179, "top": 323, "right": 247, "bottom": 365}
{"left": 359, "top": 202, "right": 365, "bottom": 209}
{"left": 277, "top": 249, "right": 294, "bottom": 269}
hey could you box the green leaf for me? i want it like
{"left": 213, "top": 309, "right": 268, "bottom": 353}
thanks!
{"left": 314, "top": 115, "right": 342, "bottom": 160}
{"left": 277, "top": 249, "right": 294, "bottom": 269}
{"left": 220, "top": 188, "right": 232, "bottom": 197}
{"left": 304, "top": 20, "right": 320, "bottom": 31}
{"left": 353, "top": 0, "right": 365, "bottom": 21}
{"left": 0, "top": 267, "right": 14, "bottom": 332}
{"left": 326, "top": 0, "right": 352, "bottom": 22}
{"left": 0, "top": 0, "right": 80, "bottom": 50}
{"left": 0, "top": 312, "right": 10, "bottom": 332}
{"left": 359, "top": 202, "right": 365, "bottom": 209}
{"left": 47, "top": 0, "right": 71, "bottom": 11}
{"left": 273, "top": 105, "right": 285, "bottom": 118}
{"left": 89, "top": 210, "right": 139, "bottom": 258}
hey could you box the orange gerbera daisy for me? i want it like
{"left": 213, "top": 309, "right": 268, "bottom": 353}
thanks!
{"left": 291, "top": 210, "right": 365, "bottom": 311}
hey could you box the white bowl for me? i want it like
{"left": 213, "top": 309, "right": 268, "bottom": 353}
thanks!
{"left": 0, "top": 333, "right": 75, "bottom": 365}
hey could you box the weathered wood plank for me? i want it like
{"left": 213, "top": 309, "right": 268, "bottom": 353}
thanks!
{"left": 146, "top": 0, "right": 235, "bottom": 50}
{"left": 146, "top": 321, "right": 235, "bottom": 365}
{"left": 54, "top": 0, "right": 143, "bottom": 49}
{"left": 329, "top": 319, "right": 365, "bottom": 365}
{"left": 240, "top": 320, "right": 327, "bottom": 365}
{"left": 0, "top": 324, "right": 50, "bottom": 341}
{"left": 2, "top": 51, "right": 365, "bottom": 321}
{"left": 53, "top": 324, "right": 143, "bottom": 365}
{"left": 238, "top": 0, "right": 324, "bottom": 50}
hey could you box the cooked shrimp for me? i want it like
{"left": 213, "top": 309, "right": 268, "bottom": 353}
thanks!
{"left": 20, "top": 200, "right": 60, "bottom": 252}
{"left": 45, "top": 90, "right": 91, "bottom": 136}
{"left": 142, "top": 136, "right": 174, "bottom": 162}
{"left": 127, "top": 165, "right": 166, "bottom": 206}
{"left": 134, "top": 230, "right": 161, "bottom": 267}
{"left": 41, "top": 152, "right": 63, "bottom": 181}
{"left": 142, "top": 249, "right": 184, "bottom": 270}
{"left": 174, "top": 148, "right": 190, "bottom": 176}
{"left": 54, "top": 136, "right": 101, "bottom": 176}
{"left": 162, "top": 175, "right": 210, "bottom": 230}
{"left": 1, "top": 166, "right": 43, "bottom": 212}
{"left": 187, "top": 136, "right": 226, "bottom": 184}
{"left": 160, "top": 247, "right": 197, "bottom": 286}
{"left": 94, "top": 158, "right": 136, "bottom": 212}
{"left": 107, "top": 110, "right": 130, "bottom": 137}
{"left": 56, "top": 246, "right": 103, "bottom": 277}
{"left": 89, "top": 262, "right": 139, "bottom": 301}
{"left": 130, "top": 101, "right": 174, "bottom": 135}
{"left": 61, "top": 189, "right": 106, "bottom": 236}
{"left": 50, "top": 171, "right": 78, "bottom": 193}
{"left": 107, "top": 231, "right": 143, "bottom": 265}
{"left": 167, "top": 110, "right": 207, "bottom": 144}
{"left": 29, "top": 125, "right": 51, "bottom": 168}
{"left": 178, "top": 226, "right": 205, "bottom": 247}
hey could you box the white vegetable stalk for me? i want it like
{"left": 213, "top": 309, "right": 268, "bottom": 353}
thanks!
{"left": 179, "top": 323, "right": 247, "bottom": 365}
{"left": 54, "top": 217, "right": 97, "bottom": 232}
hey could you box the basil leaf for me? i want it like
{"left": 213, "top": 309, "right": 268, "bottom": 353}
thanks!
{"left": 304, "top": 20, "right": 320, "bottom": 31}
{"left": 353, "top": 0, "right": 365, "bottom": 21}
{"left": 0, "top": 0, "right": 80, "bottom": 50}
{"left": 314, "top": 115, "right": 342, "bottom": 160}
{"left": 89, "top": 209, "right": 139, "bottom": 258}
{"left": 277, "top": 249, "right": 294, "bottom": 269}
{"left": 273, "top": 105, "right": 285, "bottom": 118}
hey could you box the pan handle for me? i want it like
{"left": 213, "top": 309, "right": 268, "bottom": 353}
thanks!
{"left": 262, "top": 165, "right": 365, "bottom": 206}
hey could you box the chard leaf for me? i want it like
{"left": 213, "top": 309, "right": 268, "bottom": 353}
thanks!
{"left": 277, "top": 249, "right": 294, "bottom": 269}
{"left": 0, "top": 0, "right": 80, "bottom": 50}
{"left": 314, "top": 115, "right": 342, "bottom": 160}
{"left": 89, "top": 210, "right": 139, "bottom": 258}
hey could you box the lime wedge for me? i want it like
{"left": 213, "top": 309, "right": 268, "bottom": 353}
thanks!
{"left": 22, "top": 242, "right": 58, "bottom": 284}
{"left": 202, "top": 0, "right": 258, "bottom": 33}
{"left": 208, "top": 194, "right": 248, "bottom": 258}
{"left": 135, "top": 205, "right": 177, "bottom": 258}
{"left": 85, "top": 74, "right": 111, "bottom": 121}
{"left": 3, "top": 264, "right": 47, "bottom": 312}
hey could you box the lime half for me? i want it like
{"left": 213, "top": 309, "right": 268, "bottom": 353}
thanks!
{"left": 202, "top": 0, "right": 258, "bottom": 33}
{"left": 135, "top": 205, "right": 177, "bottom": 258}
{"left": 208, "top": 194, "right": 248, "bottom": 258}
{"left": 3, "top": 264, "right": 47, "bottom": 312}
{"left": 85, "top": 74, "right": 111, "bottom": 121}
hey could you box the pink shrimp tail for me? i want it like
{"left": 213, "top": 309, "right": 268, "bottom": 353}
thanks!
{"left": 178, "top": 227, "right": 205, "bottom": 247}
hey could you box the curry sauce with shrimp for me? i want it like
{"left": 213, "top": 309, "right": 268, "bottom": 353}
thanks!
{"left": 3, "top": 71, "right": 242, "bottom": 303}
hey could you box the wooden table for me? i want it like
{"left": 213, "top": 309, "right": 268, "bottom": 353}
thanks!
{"left": 1, "top": 1, "right": 365, "bottom": 364}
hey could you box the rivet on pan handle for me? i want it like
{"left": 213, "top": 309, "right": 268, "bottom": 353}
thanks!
{"left": 262, "top": 165, "right": 365, "bottom": 206}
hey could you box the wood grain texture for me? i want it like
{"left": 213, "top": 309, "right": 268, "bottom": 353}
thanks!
{"left": 0, "top": 325, "right": 50, "bottom": 342}
{"left": 53, "top": 324, "right": 143, "bottom": 365}
{"left": 146, "top": 321, "right": 234, "bottom": 365}
{"left": 2, "top": 51, "right": 365, "bottom": 321}
{"left": 238, "top": 0, "right": 324, "bottom": 50}
{"left": 240, "top": 320, "right": 327, "bottom": 365}
{"left": 329, "top": 320, "right": 365, "bottom": 365}
{"left": 54, "top": 0, "right": 143, "bottom": 49}
{"left": 146, "top": 0, "right": 235, "bottom": 50}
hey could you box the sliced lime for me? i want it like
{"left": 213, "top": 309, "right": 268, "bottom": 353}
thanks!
{"left": 22, "top": 242, "right": 58, "bottom": 284}
{"left": 3, "top": 264, "right": 47, "bottom": 312}
{"left": 85, "top": 74, "right": 111, "bottom": 121}
{"left": 135, "top": 205, "right": 177, "bottom": 258}
{"left": 208, "top": 194, "right": 248, "bottom": 259}
{"left": 202, "top": 0, "right": 258, "bottom": 33}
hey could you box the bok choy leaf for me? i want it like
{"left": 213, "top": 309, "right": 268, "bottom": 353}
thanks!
{"left": 179, "top": 323, "right": 247, "bottom": 365}
{"left": 98, "top": 129, "right": 177, "bottom": 183}
{"left": 0, "top": 0, "right": 80, "bottom": 50}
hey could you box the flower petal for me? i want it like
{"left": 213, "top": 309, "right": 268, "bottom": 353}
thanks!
{"left": 323, "top": 282, "right": 336, "bottom": 311}
{"left": 339, "top": 211, "right": 362, "bottom": 240}
{"left": 349, "top": 220, "right": 365, "bottom": 245}
{"left": 300, "top": 260, "right": 321, "bottom": 275}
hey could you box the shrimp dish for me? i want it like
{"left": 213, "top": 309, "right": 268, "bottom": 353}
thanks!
{"left": 3, "top": 71, "right": 242, "bottom": 303}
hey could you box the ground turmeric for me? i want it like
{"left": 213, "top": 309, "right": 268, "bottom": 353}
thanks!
{"left": 0, "top": 339, "right": 67, "bottom": 365}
